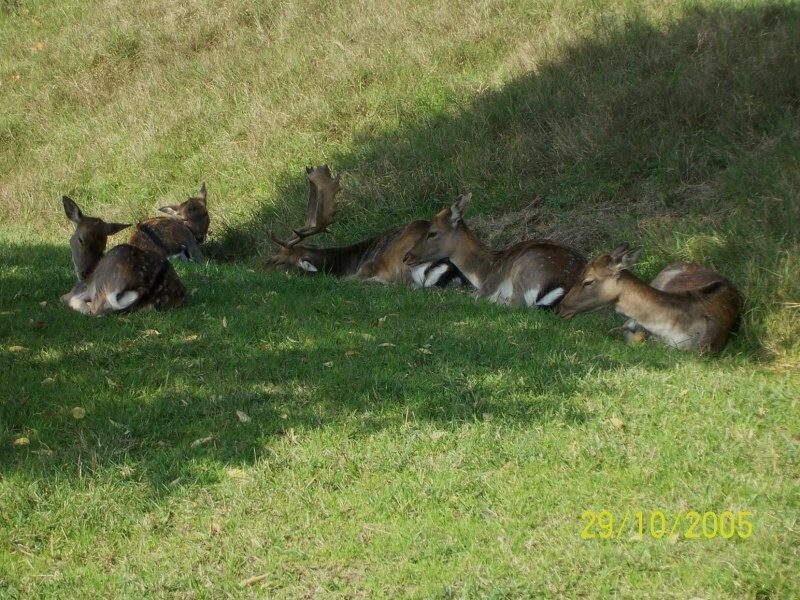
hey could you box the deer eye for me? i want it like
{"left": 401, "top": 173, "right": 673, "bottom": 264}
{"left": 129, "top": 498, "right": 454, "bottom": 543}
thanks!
{"left": 427, "top": 231, "right": 438, "bottom": 239}
{"left": 582, "top": 279, "right": 594, "bottom": 287}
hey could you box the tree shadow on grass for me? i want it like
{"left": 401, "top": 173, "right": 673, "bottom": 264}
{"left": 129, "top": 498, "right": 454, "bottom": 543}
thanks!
{"left": 0, "top": 240, "right": 690, "bottom": 493}
{"left": 216, "top": 4, "right": 800, "bottom": 263}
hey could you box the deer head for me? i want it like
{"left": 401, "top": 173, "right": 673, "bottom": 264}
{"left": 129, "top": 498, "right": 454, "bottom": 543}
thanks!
{"left": 556, "top": 243, "right": 643, "bottom": 319}
{"left": 403, "top": 193, "right": 472, "bottom": 266}
{"left": 159, "top": 182, "right": 209, "bottom": 244}
{"left": 62, "top": 196, "right": 131, "bottom": 281}
{"left": 266, "top": 165, "right": 341, "bottom": 271}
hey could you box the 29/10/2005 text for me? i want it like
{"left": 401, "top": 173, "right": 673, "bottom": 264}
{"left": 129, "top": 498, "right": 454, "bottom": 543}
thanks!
{"left": 581, "top": 510, "right": 753, "bottom": 540}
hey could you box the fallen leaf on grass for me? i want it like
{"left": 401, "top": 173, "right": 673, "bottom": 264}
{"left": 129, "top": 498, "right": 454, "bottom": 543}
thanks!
{"left": 185, "top": 334, "right": 199, "bottom": 342}
{"left": 210, "top": 522, "right": 224, "bottom": 535}
{"left": 345, "top": 349, "right": 360, "bottom": 357}
{"left": 418, "top": 347, "right": 433, "bottom": 355}
{"left": 609, "top": 417, "right": 625, "bottom": 431}
{"left": 191, "top": 435, "right": 216, "bottom": 447}
{"left": 240, "top": 574, "right": 269, "bottom": 588}
{"left": 8, "top": 346, "right": 27, "bottom": 352}
{"left": 71, "top": 407, "right": 86, "bottom": 419}
{"left": 13, "top": 437, "right": 30, "bottom": 447}
{"left": 379, "top": 343, "right": 396, "bottom": 348}
{"left": 236, "top": 410, "right": 251, "bottom": 423}
{"left": 142, "top": 329, "right": 160, "bottom": 337}
{"left": 226, "top": 468, "right": 247, "bottom": 480}
{"left": 32, "top": 321, "right": 47, "bottom": 329}
{"left": 42, "top": 377, "right": 55, "bottom": 385}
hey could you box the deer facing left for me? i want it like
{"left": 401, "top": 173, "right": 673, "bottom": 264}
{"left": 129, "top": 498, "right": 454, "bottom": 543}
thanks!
{"left": 61, "top": 196, "right": 187, "bottom": 315}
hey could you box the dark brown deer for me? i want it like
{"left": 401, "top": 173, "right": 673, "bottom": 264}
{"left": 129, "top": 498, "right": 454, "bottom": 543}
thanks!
{"left": 267, "top": 166, "right": 464, "bottom": 287}
{"left": 128, "top": 183, "right": 209, "bottom": 260}
{"left": 61, "top": 197, "right": 186, "bottom": 315}
{"left": 403, "top": 193, "right": 585, "bottom": 307}
{"left": 555, "top": 243, "right": 743, "bottom": 351}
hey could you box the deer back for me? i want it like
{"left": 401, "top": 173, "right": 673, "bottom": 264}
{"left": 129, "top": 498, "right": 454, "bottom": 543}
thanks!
{"left": 129, "top": 217, "right": 204, "bottom": 261}
{"left": 128, "top": 183, "right": 209, "bottom": 260}
{"left": 62, "top": 244, "right": 186, "bottom": 316}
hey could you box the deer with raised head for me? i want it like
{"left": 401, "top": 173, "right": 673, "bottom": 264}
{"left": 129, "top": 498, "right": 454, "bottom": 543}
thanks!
{"left": 267, "top": 165, "right": 465, "bottom": 288}
{"left": 128, "top": 183, "right": 210, "bottom": 261}
{"left": 61, "top": 196, "right": 187, "bottom": 315}
{"left": 555, "top": 243, "right": 743, "bottom": 351}
{"left": 403, "top": 193, "right": 586, "bottom": 307}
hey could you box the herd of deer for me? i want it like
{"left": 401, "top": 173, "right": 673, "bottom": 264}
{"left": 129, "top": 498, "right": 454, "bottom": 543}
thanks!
{"left": 60, "top": 165, "right": 744, "bottom": 351}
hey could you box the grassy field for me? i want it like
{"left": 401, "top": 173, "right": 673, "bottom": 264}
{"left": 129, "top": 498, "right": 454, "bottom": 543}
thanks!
{"left": 2, "top": 0, "right": 799, "bottom": 597}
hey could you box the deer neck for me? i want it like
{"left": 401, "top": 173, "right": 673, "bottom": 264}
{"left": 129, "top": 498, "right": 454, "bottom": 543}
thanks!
{"left": 448, "top": 227, "right": 494, "bottom": 289}
{"left": 615, "top": 271, "right": 695, "bottom": 332}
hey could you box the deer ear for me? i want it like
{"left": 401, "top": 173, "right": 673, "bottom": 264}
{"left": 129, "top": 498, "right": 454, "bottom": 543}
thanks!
{"left": 105, "top": 222, "right": 132, "bottom": 236}
{"left": 609, "top": 245, "right": 642, "bottom": 274}
{"left": 62, "top": 196, "right": 83, "bottom": 225}
{"left": 159, "top": 205, "right": 180, "bottom": 216}
{"left": 449, "top": 193, "right": 472, "bottom": 226}
{"left": 298, "top": 259, "right": 318, "bottom": 272}
{"left": 195, "top": 182, "right": 207, "bottom": 203}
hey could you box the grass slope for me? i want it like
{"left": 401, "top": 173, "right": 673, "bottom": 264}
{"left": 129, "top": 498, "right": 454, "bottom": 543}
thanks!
{"left": 1, "top": 0, "right": 798, "bottom": 597}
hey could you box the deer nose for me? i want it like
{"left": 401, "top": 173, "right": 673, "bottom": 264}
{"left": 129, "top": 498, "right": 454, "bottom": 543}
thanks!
{"left": 195, "top": 233, "right": 205, "bottom": 243}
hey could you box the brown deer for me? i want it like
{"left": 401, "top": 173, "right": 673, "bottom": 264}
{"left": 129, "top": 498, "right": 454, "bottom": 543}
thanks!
{"left": 555, "top": 243, "right": 743, "bottom": 351}
{"left": 267, "top": 166, "right": 465, "bottom": 287}
{"left": 128, "top": 183, "right": 210, "bottom": 260}
{"left": 403, "top": 193, "right": 586, "bottom": 307}
{"left": 61, "top": 196, "right": 187, "bottom": 315}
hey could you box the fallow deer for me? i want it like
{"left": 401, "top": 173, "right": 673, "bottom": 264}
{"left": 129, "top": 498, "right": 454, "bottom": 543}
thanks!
{"left": 267, "top": 166, "right": 464, "bottom": 287}
{"left": 61, "top": 196, "right": 187, "bottom": 315}
{"left": 128, "top": 183, "right": 210, "bottom": 261}
{"left": 403, "top": 193, "right": 586, "bottom": 307}
{"left": 555, "top": 243, "right": 743, "bottom": 351}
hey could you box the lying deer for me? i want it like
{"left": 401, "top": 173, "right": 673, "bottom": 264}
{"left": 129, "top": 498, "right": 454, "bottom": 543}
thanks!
{"left": 267, "top": 166, "right": 464, "bottom": 287}
{"left": 61, "top": 196, "right": 186, "bottom": 315}
{"left": 555, "top": 243, "right": 743, "bottom": 351}
{"left": 403, "top": 193, "right": 586, "bottom": 307}
{"left": 128, "top": 183, "right": 210, "bottom": 260}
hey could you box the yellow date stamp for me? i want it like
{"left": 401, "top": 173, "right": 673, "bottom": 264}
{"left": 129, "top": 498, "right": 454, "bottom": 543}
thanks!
{"left": 581, "top": 510, "right": 753, "bottom": 540}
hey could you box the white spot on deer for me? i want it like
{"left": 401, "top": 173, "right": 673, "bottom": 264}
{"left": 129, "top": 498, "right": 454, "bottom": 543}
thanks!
{"left": 108, "top": 290, "right": 140, "bottom": 311}
{"left": 537, "top": 287, "right": 565, "bottom": 306}
{"left": 523, "top": 287, "right": 541, "bottom": 307}
{"left": 423, "top": 263, "right": 450, "bottom": 288}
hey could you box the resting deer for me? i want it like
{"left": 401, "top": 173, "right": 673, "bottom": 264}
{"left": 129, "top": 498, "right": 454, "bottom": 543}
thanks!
{"left": 403, "top": 193, "right": 586, "bottom": 307}
{"left": 128, "top": 183, "right": 210, "bottom": 260}
{"left": 267, "top": 165, "right": 464, "bottom": 287}
{"left": 61, "top": 196, "right": 187, "bottom": 315}
{"left": 555, "top": 243, "right": 743, "bottom": 351}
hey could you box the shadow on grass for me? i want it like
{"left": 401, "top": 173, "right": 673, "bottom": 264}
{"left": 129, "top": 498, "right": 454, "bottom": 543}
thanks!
{"left": 216, "top": 3, "right": 799, "bottom": 262}
{"left": 211, "top": 3, "right": 799, "bottom": 356}
{"left": 0, "top": 241, "right": 688, "bottom": 493}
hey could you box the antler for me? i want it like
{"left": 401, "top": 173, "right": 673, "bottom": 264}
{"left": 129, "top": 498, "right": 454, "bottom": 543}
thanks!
{"left": 271, "top": 165, "right": 342, "bottom": 248}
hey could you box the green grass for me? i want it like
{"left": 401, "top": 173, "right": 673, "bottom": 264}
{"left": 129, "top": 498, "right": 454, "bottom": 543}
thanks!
{"left": 1, "top": 0, "right": 799, "bottom": 597}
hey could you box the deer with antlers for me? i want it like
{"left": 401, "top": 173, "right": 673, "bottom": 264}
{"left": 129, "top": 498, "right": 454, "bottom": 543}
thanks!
{"left": 555, "top": 243, "right": 743, "bottom": 351}
{"left": 403, "top": 193, "right": 586, "bottom": 307}
{"left": 61, "top": 196, "right": 187, "bottom": 315}
{"left": 128, "top": 183, "right": 210, "bottom": 261}
{"left": 267, "top": 166, "right": 464, "bottom": 287}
